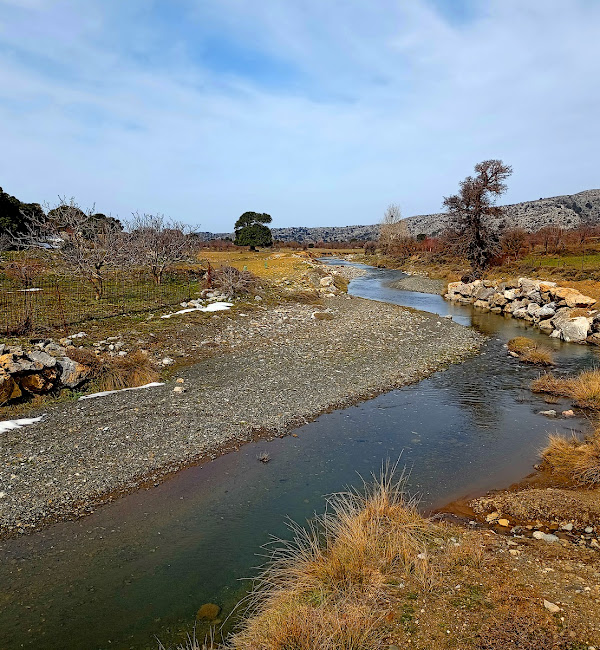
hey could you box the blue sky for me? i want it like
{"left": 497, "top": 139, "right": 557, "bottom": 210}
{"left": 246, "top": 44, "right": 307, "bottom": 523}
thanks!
{"left": 1, "top": 0, "right": 599, "bottom": 232}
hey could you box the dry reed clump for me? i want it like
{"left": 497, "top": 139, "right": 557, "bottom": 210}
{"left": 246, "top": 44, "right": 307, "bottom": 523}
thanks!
{"left": 541, "top": 427, "right": 600, "bottom": 487}
{"left": 532, "top": 369, "right": 600, "bottom": 409}
{"left": 507, "top": 337, "right": 554, "bottom": 366}
{"left": 67, "top": 348, "right": 159, "bottom": 392}
{"left": 228, "top": 465, "right": 436, "bottom": 650}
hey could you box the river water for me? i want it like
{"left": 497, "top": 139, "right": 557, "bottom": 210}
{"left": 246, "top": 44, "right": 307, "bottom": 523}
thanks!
{"left": 1, "top": 262, "right": 598, "bottom": 649}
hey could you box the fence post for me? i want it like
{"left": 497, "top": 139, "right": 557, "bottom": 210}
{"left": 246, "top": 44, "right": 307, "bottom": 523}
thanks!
{"left": 54, "top": 281, "right": 68, "bottom": 334}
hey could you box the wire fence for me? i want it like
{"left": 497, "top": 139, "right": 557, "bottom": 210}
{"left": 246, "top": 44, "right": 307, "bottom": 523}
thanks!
{"left": 0, "top": 268, "right": 203, "bottom": 336}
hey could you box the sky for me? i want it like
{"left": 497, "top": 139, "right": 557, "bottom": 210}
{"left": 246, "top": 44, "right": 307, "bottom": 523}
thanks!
{"left": 1, "top": 0, "right": 599, "bottom": 232}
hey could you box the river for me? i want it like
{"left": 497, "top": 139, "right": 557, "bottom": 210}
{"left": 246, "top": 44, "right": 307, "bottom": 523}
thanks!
{"left": 1, "top": 262, "right": 597, "bottom": 649}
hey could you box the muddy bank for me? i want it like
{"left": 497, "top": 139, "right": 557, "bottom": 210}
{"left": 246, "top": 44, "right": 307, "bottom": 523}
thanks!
{"left": 0, "top": 296, "right": 482, "bottom": 538}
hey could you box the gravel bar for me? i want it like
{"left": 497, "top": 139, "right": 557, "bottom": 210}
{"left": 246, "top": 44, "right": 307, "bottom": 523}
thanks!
{"left": 0, "top": 296, "right": 482, "bottom": 537}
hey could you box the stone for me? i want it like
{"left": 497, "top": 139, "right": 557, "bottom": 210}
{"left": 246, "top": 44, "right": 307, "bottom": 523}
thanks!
{"left": 518, "top": 278, "right": 540, "bottom": 294}
{"left": 561, "top": 523, "right": 574, "bottom": 531}
{"left": 587, "top": 333, "right": 600, "bottom": 345}
{"left": 539, "top": 410, "right": 557, "bottom": 417}
{"left": 512, "top": 307, "right": 529, "bottom": 319}
{"left": 27, "top": 350, "right": 57, "bottom": 368}
{"left": 161, "top": 357, "right": 175, "bottom": 366}
{"left": 490, "top": 306, "right": 502, "bottom": 314}
{"left": 536, "top": 304, "right": 556, "bottom": 319}
{"left": 490, "top": 292, "right": 508, "bottom": 307}
{"left": 533, "top": 531, "right": 559, "bottom": 543}
{"left": 0, "top": 353, "right": 40, "bottom": 374}
{"left": 585, "top": 526, "right": 594, "bottom": 534}
{"left": 43, "top": 342, "right": 67, "bottom": 356}
{"left": 551, "top": 286, "right": 596, "bottom": 308}
{"left": 473, "top": 299, "right": 490, "bottom": 311}
{"left": 56, "top": 357, "right": 91, "bottom": 388}
{"left": 474, "top": 286, "right": 496, "bottom": 301}
{"left": 543, "top": 599, "right": 561, "bottom": 613}
{"left": 173, "top": 386, "right": 185, "bottom": 394}
{"left": 527, "top": 303, "right": 542, "bottom": 316}
{"left": 504, "top": 289, "right": 521, "bottom": 301}
{"left": 559, "top": 316, "right": 591, "bottom": 343}
{"left": 197, "top": 603, "right": 221, "bottom": 620}
{"left": 0, "top": 371, "right": 15, "bottom": 405}
{"left": 562, "top": 410, "right": 575, "bottom": 417}
{"left": 538, "top": 319, "right": 555, "bottom": 332}
{"left": 498, "top": 518, "right": 510, "bottom": 527}
{"left": 19, "top": 368, "right": 59, "bottom": 395}
{"left": 538, "top": 282, "right": 557, "bottom": 293}
{"left": 319, "top": 276, "right": 334, "bottom": 287}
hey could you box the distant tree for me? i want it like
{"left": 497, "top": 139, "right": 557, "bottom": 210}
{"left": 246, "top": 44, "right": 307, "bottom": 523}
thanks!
{"left": 443, "top": 159, "right": 512, "bottom": 276}
{"left": 0, "top": 187, "right": 45, "bottom": 250}
{"left": 501, "top": 227, "right": 528, "bottom": 262}
{"left": 234, "top": 212, "right": 272, "bottom": 250}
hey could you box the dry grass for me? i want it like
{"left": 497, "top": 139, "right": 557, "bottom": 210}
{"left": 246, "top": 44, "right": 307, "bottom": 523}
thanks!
{"left": 532, "top": 369, "right": 600, "bottom": 409}
{"left": 541, "top": 427, "right": 600, "bottom": 487}
{"left": 67, "top": 348, "right": 159, "bottom": 392}
{"left": 507, "top": 337, "right": 554, "bottom": 366}
{"left": 229, "top": 464, "right": 434, "bottom": 650}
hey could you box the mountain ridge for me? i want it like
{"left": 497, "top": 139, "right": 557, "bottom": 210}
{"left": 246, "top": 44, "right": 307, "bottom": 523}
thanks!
{"left": 198, "top": 189, "right": 600, "bottom": 242}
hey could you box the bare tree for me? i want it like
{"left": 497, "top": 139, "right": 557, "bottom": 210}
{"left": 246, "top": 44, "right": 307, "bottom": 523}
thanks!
{"left": 501, "top": 227, "right": 528, "bottom": 262}
{"left": 443, "top": 159, "right": 512, "bottom": 276}
{"left": 13, "top": 197, "right": 126, "bottom": 299}
{"left": 127, "top": 213, "right": 195, "bottom": 285}
{"left": 379, "top": 203, "right": 409, "bottom": 255}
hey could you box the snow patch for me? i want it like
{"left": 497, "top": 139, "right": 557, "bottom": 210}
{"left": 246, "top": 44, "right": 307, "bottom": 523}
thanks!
{"left": 0, "top": 416, "right": 44, "bottom": 435}
{"left": 161, "top": 301, "right": 233, "bottom": 319}
{"left": 79, "top": 382, "right": 165, "bottom": 400}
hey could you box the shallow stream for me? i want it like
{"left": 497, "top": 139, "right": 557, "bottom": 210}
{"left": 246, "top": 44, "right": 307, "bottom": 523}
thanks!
{"left": 1, "top": 261, "right": 598, "bottom": 649}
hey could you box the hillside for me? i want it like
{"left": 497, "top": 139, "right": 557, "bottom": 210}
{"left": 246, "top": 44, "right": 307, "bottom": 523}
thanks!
{"left": 404, "top": 188, "right": 600, "bottom": 237}
{"left": 198, "top": 189, "right": 600, "bottom": 242}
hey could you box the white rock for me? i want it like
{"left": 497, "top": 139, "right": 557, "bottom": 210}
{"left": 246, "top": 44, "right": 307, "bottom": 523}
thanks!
{"left": 543, "top": 599, "right": 561, "bottom": 613}
{"left": 162, "top": 357, "right": 175, "bottom": 366}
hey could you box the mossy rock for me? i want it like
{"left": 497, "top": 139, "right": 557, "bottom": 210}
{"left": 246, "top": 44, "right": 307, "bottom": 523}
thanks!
{"left": 197, "top": 603, "right": 221, "bottom": 620}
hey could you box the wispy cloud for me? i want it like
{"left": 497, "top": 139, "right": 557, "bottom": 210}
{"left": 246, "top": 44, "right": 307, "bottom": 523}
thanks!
{"left": 1, "top": 0, "right": 598, "bottom": 230}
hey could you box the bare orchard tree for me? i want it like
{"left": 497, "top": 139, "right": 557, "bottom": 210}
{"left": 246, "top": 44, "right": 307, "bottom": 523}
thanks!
{"left": 443, "top": 160, "right": 512, "bottom": 277}
{"left": 379, "top": 203, "right": 409, "bottom": 254}
{"left": 127, "top": 213, "right": 196, "bottom": 284}
{"left": 14, "top": 197, "right": 127, "bottom": 299}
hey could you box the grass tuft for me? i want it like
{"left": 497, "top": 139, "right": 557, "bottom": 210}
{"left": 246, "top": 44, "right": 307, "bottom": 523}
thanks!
{"left": 532, "top": 369, "right": 600, "bottom": 410}
{"left": 507, "top": 337, "right": 554, "bottom": 366}
{"left": 229, "top": 462, "right": 433, "bottom": 650}
{"left": 541, "top": 427, "right": 600, "bottom": 487}
{"left": 68, "top": 348, "right": 159, "bottom": 392}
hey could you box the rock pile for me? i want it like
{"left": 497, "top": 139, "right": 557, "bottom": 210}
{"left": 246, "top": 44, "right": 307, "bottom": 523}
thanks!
{"left": 0, "top": 341, "right": 91, "bottom": 405}
{"left": 445, "top": 278, "right": 600, "bottom": 344}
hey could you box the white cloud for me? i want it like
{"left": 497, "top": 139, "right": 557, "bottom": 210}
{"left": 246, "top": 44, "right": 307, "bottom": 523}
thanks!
{"left": 0, "top": 0, "right": 599, "bottom": 230}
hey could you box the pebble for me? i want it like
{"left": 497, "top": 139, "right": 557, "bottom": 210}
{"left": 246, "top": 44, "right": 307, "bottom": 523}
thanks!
{"left": 543, "top": 599, "right": 561, "bottom": 613}
{"left": 533, "top": 531, "right": 559, "bottom": 543}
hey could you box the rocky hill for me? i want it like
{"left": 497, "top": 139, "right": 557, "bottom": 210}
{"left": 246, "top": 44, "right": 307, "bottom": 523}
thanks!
{"left": 404, "top": 189, "right": 600, "bottom": 237}
{"left": 197, "top": 189, "right": 600, "bottom": 242}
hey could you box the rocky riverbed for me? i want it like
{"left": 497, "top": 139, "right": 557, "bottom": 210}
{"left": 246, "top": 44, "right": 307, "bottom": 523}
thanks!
{"left": 0, "top": 296, "right": 482, "bottom": 537}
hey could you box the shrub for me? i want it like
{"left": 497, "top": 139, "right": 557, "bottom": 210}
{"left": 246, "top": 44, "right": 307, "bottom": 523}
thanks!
{"left": 213, "top": 265, "right": 259, "bottom": 297}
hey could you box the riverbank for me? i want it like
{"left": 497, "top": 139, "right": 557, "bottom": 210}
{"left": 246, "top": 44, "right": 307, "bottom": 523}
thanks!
{"left": 0, "top": 295, "right": 482, "bottom": 538}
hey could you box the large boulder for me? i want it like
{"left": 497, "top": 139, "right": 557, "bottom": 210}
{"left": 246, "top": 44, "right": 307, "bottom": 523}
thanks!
{"left": 536, "top": 304, "right": 556, "bottom": 320}
{"left": 503, "top": 289, "right": 521, "bottom": 301}
{"left": 473, "top": 299, "right": 491, "bottom": 311}
{"left": 56, "top": 357, "right": 91, "bottom": 388}
{"left": 27, "top": 350, "right": 57, "bottom": 368}
{"left": 474, "top": 286, "right": 496, "bottom": 301}
{"left": 504, "top": 299, "right": 529, "bottom": 314}
{"left": 0, "top": 371, "right": 15, "bottom": 405}
{"left": 0, "top": 352, "right": 43, "bottom": 374}
{"left": 550, "top": 311, "right": 591, "bottom": 343}
{"left": 490, "top": 292, "right": 508, "bottom": 308}
{"left": 19, "top": 368, "right": 59, "bottom": 395}
{"left": 518, "top": 278, "right": 539, "bottom": 294}
{"left": 550, "top": 286, "right": 596, "bottom": 308}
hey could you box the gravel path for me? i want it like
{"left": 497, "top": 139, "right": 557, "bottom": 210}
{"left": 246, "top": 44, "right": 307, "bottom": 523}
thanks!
{"left": 0, "top": 296, "right": 482, "bottom": 537}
